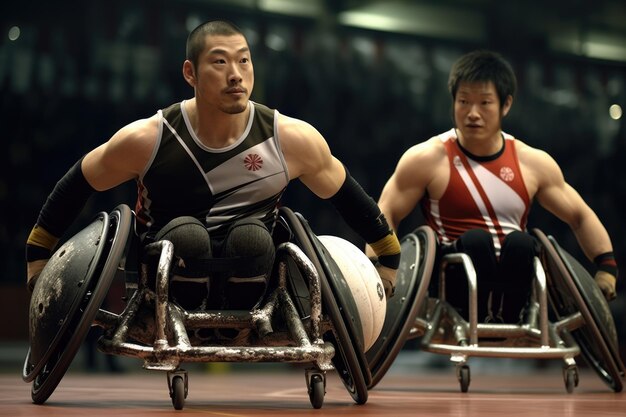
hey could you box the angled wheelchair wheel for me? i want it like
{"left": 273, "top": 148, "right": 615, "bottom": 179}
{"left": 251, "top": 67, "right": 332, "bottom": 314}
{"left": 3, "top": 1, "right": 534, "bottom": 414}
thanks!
{"left": 24, "top": 205, "right": 133, "bottom": 404}
{"left": 278, "top": 208, "right": 368, "bottom": 404}
{"left": 367, "top": 226, "right": 436, "bottom": 389}
{"left": 322, "top": 297, "right": 368, "bottom": 405}
{"left": 23, "top": 213, "right": 109, "bottom": 383}
{"left": 296, "top": 212, "right": 373, "bottom": 388}
{"left": 534, "top": 229, "right": 624, "bottom": 392}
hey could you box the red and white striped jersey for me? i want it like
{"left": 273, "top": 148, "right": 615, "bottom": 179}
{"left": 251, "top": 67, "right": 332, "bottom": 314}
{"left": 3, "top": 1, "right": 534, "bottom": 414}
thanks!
{"left": 420, "top": 128, "right": 531, "bottom": 254}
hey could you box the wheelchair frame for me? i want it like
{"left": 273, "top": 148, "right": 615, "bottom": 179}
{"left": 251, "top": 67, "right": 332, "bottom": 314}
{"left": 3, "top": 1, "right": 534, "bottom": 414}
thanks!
{"left": 95, "top": 239, "right": 334, "bottom": 409}
{"left": 397, "top": 226, "right": 624, "bottom": 393}
{"left": 411, "top": 252, "right": 582, "bottom": 392}
{"left": 23, "top": 205, "right": 372, "bottom": 410}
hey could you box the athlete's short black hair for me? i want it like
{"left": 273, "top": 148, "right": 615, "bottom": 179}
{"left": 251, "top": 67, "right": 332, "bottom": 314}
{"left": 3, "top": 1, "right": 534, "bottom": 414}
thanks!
{"left": 448, "top": 50, "right": 517, "bottom": 108}
{"left": 186, "top": 20, "right": 248, "bottom": 68}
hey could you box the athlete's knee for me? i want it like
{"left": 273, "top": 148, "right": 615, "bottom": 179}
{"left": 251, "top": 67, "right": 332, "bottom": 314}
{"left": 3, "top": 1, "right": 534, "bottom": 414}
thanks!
{"left": 221, "top": 218, "right": 275, "bottom": 310}
{"left": 455, "top": 228, "right": 494, "bottom": 253}
{"left": 454, "top": 228, "right": 497, "bottom": 271}
{"left": 505, "top": 230, "right": 536, "bottom": 250}
{"left": 500, "top": 231, "right": 537, "bottom": 265}
{"left": 155, "top": 216, "right": 211, "bottom": 259}
{"left": 153, "top": 217, "right": 212, "bottom": 310}
{"left": 221, "top": 218, "right": 275, "bottom": 270}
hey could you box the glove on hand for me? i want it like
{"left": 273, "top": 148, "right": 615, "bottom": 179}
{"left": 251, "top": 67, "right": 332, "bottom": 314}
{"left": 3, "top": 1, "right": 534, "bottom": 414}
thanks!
{"left": 374, "top": 262, "right": 397, "bottom": 299}
{"left": 595, "top": 270, "right": 617, "bottom": 302}
{"left": 27, "top": 259, "right": 48, "bottom": 292}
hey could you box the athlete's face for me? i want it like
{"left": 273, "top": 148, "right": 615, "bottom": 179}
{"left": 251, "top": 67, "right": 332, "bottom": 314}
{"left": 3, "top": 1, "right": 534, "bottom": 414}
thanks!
{"left": 184, "top": 34, "right": 254, "bottom": 114}
{"left": 454, "top": 81, "right": 512, "bottom": 149}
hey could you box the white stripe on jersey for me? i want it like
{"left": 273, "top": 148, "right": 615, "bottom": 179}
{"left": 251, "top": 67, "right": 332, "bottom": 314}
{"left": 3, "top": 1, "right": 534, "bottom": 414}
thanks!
{"left": 452, "top": 155, "right": 501, "bottom": 251}
{"left": 428, "top": 199, "right": 451, "bottom": 245}
{"left": 205, "top": 138, "right": 285, "bottom": 193}
{"left": 451, "top": 155, "right": 526, "bottom": 253}
{"left": 162, "top": 116, "right": 214, "bottom": 193}
{"left": 464, "top": 157, "right": 526, "bottom": 237}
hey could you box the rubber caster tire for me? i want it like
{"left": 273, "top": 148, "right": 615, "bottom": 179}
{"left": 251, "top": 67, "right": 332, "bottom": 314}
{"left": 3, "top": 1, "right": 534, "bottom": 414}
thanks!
{"left": 171, "top": 375, "right": 185, "bottom": 410}
{"left": 309, "top": 374, "right": 325, "bottom": 409}
{"left": 458, "top": 366, "right": 470, "bottom": 393}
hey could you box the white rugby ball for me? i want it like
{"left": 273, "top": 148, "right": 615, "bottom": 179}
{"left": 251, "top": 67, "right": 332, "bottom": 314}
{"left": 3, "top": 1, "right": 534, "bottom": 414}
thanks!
{"left": 318, "top": 235, "right": 386, "bottom": 351}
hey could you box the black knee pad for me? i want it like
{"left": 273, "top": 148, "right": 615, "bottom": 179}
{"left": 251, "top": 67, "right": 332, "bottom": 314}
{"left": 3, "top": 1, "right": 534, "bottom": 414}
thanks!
{"left": 220, "top": 219, "right": 275, "bottom": 310}
{"left": 155, "top": 216, "right": 211, "bottom": 259}
{"left": 155, "top": 217, "right": 212, "bottom": 310}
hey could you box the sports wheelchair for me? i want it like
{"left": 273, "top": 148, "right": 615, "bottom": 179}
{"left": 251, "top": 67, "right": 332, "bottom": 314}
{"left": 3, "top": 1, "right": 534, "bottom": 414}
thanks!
{"left": 367, "top": 225, "right": 625, "bottom": 393}
{"left": 22, "top": 204, "right": 388, "bottom": 410}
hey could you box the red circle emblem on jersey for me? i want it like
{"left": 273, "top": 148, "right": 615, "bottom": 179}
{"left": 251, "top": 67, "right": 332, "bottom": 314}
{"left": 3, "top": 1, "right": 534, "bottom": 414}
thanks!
{"left": 244, "top": 153, "right": 263, "bottom": 171}
{"left": 500, "top": 166, "right": 514, "bottom": 182}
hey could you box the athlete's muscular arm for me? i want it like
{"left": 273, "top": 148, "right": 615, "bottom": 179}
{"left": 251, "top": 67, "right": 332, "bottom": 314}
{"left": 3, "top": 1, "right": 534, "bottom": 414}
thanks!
{"left": 26, "top": 115, "right": 158, "bottom": 291}
{"left": 365, "top": 138, "right": 446, "bottom": 259}
{"left": 376, "top": 141, "right": 439, "bottom": 232}
{"left": 277, "top": 114, "right": 345, "bottom": 198}
{"left": 278, "top": 114, "right": 400, "bottom": 297}
{"left": 83, "top": 116, "right": 159, "bottom": 190}
{"left": 519, "top": 143, "right": 617, "bottom": 300}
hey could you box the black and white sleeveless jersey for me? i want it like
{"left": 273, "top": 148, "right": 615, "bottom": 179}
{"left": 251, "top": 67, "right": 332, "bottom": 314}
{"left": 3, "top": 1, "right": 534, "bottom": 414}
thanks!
{"left": 135, "top": 100, "right": 289, "bottom": 240}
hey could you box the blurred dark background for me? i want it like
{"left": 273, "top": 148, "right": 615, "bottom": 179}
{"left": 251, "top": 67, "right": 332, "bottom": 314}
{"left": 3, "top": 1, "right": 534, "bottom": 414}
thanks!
{"left": 1, "top": 0, "right": 625, "bottom": 349}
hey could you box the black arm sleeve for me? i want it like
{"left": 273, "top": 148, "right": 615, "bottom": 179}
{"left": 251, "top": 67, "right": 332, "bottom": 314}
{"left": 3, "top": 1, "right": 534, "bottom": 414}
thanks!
{"left": 328, "top": 169, "right": 388, "bottom": 243}
{"left": 37, "top": 156, "right": 96, "bottom": 237}
{"left": 328, "top": 169, "right": 400, "bottom": 269}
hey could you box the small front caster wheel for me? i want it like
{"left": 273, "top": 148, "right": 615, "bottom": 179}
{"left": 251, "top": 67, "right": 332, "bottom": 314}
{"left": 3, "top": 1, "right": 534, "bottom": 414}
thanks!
{"left": 171, "top": 375, "right": 185, "bottom": 410}
{"left": 564, "top": 366, "right": 579, "bottom": 394}
{"left": 308, "top": 374, "right": 325, "bottom": 409}
{"left": 458, "top": 365, "right": 470, "bottom": 393}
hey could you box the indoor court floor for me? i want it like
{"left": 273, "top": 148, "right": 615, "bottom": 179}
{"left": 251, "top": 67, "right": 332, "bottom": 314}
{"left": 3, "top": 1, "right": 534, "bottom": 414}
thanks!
{"left": 2, "top": 352, "right": 624, "bottom": 417}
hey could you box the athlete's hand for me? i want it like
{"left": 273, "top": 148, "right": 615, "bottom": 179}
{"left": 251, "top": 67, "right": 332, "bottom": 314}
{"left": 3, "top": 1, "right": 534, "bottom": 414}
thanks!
{"left": 375, "top": 263, "right": 397, "bottom": 299}
{"left": 27, "top": 259, "right": 48, "bottom": 292}
{"left": 595, "top": 270, "right": 617, "bottom": 301}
